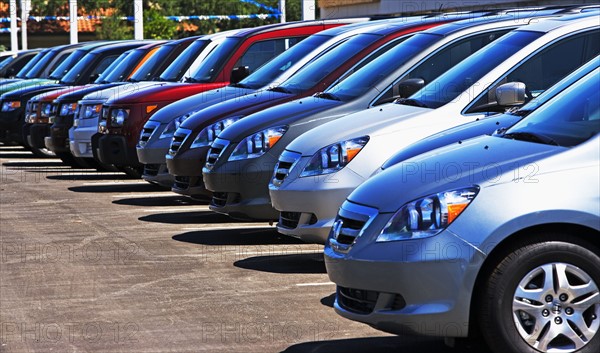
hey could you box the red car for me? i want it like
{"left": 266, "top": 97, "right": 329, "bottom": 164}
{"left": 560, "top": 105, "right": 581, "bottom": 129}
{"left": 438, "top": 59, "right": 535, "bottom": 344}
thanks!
{"left": 93, "top": 20, "right": 356, "bottom": 176}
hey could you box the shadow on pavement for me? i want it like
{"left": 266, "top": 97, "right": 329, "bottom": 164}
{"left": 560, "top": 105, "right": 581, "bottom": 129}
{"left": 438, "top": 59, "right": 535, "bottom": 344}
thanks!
{"left": 139, "top": 211, "right": 237, "bottom": 224}
{"left": 281, "top": 335, "right": 489, "bottom": 353}
{"left": 321, "top": 293, "right": 335, "bottom": 308}
{"left": 68, "top": 183, "right": 164, "bottom": 193}
{"left": 47, "top": 173, "right": 131, "bottom": 181}
{"left": 2, "top": 161, "right": 65, "bottom": 168}
{"left": 114, "top": 195, "right": 206, "bottom": 207}
{"left": 173, "top": 227, "right": 303, "bottom": 246}
{"left": 234, "top": 253, "right": 326, "bottom": 274}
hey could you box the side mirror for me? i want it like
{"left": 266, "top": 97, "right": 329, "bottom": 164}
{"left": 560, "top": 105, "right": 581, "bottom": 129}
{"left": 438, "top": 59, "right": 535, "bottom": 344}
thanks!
{"left": 6, "top": 67, "right": 16, "bottom": 78}
{"left": 495, "top": 82, "right": 526, "bottom": 106}
{"left": 397, "top": 78, "right": 425, "bottom": 98}
{"left": 89, "top": 74, "right": 99, "bottom": 83}
{"left": 230, "top": 66, "right": 250, "bottom": 84}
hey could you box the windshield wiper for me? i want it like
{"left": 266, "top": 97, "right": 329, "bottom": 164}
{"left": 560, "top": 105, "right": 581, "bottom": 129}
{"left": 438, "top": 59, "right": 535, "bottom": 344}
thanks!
{"left": 127, "top": 78, "right": 139, "bottom": 83}
{"left": 268, "top": 86, "right": 292, "bottom": 94}
{"left": 183, "top": 76, "right": 198, "bottom": 83}
{"left": 230, "top": 82, "right": 251, "bottom": 89}
{"left": 314, "top": 92, "right": 341, "bottom": 101}
{"left": 503, "top": 131, "right": 560, "bottom": 146}
{"left": 395, "top": 98, "right": 429, "bottom": 108}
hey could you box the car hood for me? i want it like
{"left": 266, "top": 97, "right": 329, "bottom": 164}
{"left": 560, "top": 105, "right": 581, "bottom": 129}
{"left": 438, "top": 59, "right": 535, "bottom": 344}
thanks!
{"left": 348, "top": 135, "right": 564, "bottom": 213}
{"left": 286, "top": 102, "right": 429, "bottom": 156}
{"left": 180, "top": 89, "right": 292, "bottom": 132}
{"left": 105, "top": 82, "right": 226, "bottom": 105}
{"left": 2, "top": 82, "right": 63, "bottom": 100}
{"left": 217, "top": 96, "right": 344, "bottom": 142}
{"left": 81, "top": 81, "right": 166, "bottom": 102}
{"left": 1, "top": 79, "right": 57, "bottom": 96}
{"left": 148, "top": 86, "right": 257, "bottom": 124}
{"left": 380, "top": 113, "right": 523, "bottom": 171}
{"left": 55, "top": 82, "right": 124, "bottom": 103}
{"left": 32, "top": 85, "right": 92, "bottom": 102}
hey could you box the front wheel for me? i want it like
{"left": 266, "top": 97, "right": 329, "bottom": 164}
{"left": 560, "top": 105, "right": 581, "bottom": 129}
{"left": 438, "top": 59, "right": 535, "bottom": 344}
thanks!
{"left": 479, "top": 235, "right": 600, "bottom": 353}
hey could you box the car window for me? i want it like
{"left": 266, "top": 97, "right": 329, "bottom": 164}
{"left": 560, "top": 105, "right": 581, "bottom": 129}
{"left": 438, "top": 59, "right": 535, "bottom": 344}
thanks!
{"left": 238, "top": 34, "right": 331, "bottom": 89}
{"left": 92, "top": 55, "right": 119, "bottom": 77}
{"left": 373, "top": 29, "right": 512, "bottom": 105}
{"left": 48, "top": 49, "right": 87, "bottom": 80}
{"left": 504, "top": 70, "right": 600, "bottom": 147}
{"left": 234, "top": 37, "right": 303, "bottom": 74}
{"left": 160, "top": 39, "right": 210, "bottom": 82}
{"left": 466, "top": 29, "right": 600, "bottom": 113}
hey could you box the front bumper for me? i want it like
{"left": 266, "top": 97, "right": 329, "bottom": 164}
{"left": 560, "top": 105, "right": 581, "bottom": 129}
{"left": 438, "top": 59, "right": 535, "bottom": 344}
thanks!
{"left": 166, "top": 146, "right": 211, "bottom": 200}
{"left": 203, "top": 156, "right": 280, "bottom": 221}
{"left": 49, "top": 115, "right": 74, "bottom": 153}
{"left": 269, "top": 157, "right": 366, "bottom": 244}
{"left": 0, "top": 109, "right": 23, "bottom": 143}
{"left": 70, "top": 121, "right": 98, "bottom": 158}
{"left": 325, "top": 228, "right": 483, "bottom": 338}
{"left": 142, "top": 163, "right": 174, "bottom": 188}
{"left": 28, "top": 123, "right": 51, "bottom": 149}
{"left": 93, "top": 133, "right": 140, "bottom": 166}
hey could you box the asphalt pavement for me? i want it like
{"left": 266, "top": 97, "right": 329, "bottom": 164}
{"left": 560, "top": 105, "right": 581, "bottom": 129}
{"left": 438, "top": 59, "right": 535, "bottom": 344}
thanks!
{"left": 0, "top": 145, "right": 491, "bottom": 353}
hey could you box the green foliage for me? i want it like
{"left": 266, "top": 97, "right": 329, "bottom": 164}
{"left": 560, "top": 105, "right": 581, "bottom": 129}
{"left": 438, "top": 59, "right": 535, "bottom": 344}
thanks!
{"left": 96, "top": 12, "right": 133, "bottom": 40}
{"left": 144, "top": 8, "right": 178, "bottom": 39}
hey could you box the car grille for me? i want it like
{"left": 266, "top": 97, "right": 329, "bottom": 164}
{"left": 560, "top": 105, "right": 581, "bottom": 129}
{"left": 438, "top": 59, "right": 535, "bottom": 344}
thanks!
{"left": 279, "top": 211, "right": 301, "bottom": 229}
{"left": 211, "top": 192, "right": 228, "bottom": 207}
{"left": 143, "top": 164, "right": 161, "bottom": 177}
{"left": 204, "top": 138, "right": 230, "bottom": 170}
{"left": 329, "top": 202, "right": 378, "bottom": 253}
{"left": 337, "top": 286, "right": 379, "bottom": 315}
{"left": 173, "top": 176, "right": 190, "bottom": 190}
{"left": 271, "top": 150, "right": 302, "bottom": 187}
{"left": 139, "top": 121, "right": 160, "bottom": 147}
{"left": 169, "top": 128, "right": 191, "bottom": 156}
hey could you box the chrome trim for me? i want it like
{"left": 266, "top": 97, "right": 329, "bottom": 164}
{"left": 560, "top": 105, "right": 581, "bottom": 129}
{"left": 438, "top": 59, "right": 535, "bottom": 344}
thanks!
{"left": 329, "top": 201, "right": 379, "bottom": 254}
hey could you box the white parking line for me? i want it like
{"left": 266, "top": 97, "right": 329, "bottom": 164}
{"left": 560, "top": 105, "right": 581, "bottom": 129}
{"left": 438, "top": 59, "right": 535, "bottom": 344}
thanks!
{"left": 111, "top": 193, "right": 178, "bottom": 198}
{"left": 141, "top": 206, "right": 212, "bottom": 212}
{"left": 295, "top": 282, "right": 335, "bottom": 287}
{"left": 83, "top": 181, "right": 147, "bottom": 186}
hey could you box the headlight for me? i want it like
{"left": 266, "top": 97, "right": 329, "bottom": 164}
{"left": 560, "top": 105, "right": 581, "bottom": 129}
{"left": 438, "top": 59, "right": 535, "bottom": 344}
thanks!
{"left": 110, "top": 108, "right": 129, "bottom": 127}
{"left": 59, "top": 102, "right": 78, "bottom": 117}
{"left": 41, "top": 103, "right": 53, "bottom": 118}
{"left": 82, "top": 104, "right": 103, "bottom": 120}
{"left": 192, "top": 116, "right": 242, "bottom": 148}
{"left": 376, "top": 187, "right": 479, "bottom": 242}
{"left": 300, "top": 136, "right": 369, "bottom": 177}
{"left": 159, "top": 115, "right": 188, "bottom": 139}
{"left": 1, "top": 101, "right": 21, "bottom": 112}
{"left": 228, "top": 126, "right": 287, "bottom": 161}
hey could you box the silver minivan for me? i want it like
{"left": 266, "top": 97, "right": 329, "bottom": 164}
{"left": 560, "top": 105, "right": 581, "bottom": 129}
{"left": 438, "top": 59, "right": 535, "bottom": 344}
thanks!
{"left": 270, "top": 14, "right": 599, "bottom": 243}
{"left": 325, "top": 66, "right": 600, "bottom": 353}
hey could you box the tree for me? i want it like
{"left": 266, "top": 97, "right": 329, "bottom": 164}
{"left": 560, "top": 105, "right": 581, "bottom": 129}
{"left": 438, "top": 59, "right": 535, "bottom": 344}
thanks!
{"left": 144, "top": 8, "right": 178, "bottom": 39}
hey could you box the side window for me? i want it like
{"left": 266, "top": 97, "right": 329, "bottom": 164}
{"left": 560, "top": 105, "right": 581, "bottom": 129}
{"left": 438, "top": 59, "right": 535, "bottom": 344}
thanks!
{"left": 235, "top": 37, "right": 304, "bottom": 73}
{"left": 466, "top": 29, "right": 600, "bottom": 114}
{"left": 374, "top": 30, "right": 511, "bottom": 105}
{"left": 48, "top": 52, "right": 70, "bottom": 73}
{"left": 92, "top": 55, "right": 118, "bottom": 77}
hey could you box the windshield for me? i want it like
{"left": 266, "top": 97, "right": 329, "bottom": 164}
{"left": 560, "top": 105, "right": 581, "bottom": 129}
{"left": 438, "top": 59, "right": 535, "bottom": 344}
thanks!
{"left": 236, "top": 34, "right": 332, "bottom": 89}
{"left": 130, "top": 43, "right": 174, "bottom": 82}
{"left": 160, "top": 39, "right": 210, "bottom": 82}
{"left": 16, "top": 51, "right": 48, "bottom": 78}
{"left": 0, "top": 56, "right": 15, "bottom": 70}
{"left": 275, "top": 34, "right": 384, "bottom": 94}
{"left": 325, "top": 33, "right": 442, "bottom": 101}
{"left": 408, "top": 31, "right": 543, "bottom": 108}
{"left": 189, "top": 37, "right": 241, "bottom": 83}
{"left": 48, "top": 49, "right": 87, "bottom": 80}
{"left": 504, "top": 69, "right": 600, "bottom": 147}
{"left": 97, "top": 49, "right": 144, "bottom": 83}
{"left": 25, "top": 49, "right": 60, "bottom": 79}
{"left": 59, "top": 52, "right": 99, "bottom": 84}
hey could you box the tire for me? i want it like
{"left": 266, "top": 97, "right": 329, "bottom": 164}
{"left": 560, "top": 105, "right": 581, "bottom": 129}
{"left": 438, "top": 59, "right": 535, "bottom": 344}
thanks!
{"left": 479, "top": 234, "right": 600, "bottom": 353}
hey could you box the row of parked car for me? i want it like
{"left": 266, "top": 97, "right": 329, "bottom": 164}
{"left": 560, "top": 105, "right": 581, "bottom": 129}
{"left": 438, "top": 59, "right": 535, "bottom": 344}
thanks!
{"left": 1, "top": 5, "right": 599, "bottom": 353}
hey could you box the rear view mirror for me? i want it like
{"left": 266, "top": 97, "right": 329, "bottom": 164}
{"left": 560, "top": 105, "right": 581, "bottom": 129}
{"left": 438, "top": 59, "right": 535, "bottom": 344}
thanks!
{"left": 230, "top": 66, "right": 250, "bottom": 84}
{"left": 496, "top": 82, "right": 527, "bottom": 106}
{"left": 398, "top": 78, "right": 425, "bottom": 98}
